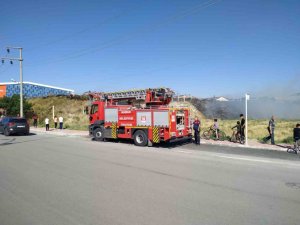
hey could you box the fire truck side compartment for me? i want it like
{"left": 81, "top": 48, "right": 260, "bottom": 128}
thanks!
{"left": 136, "top": 112, "right": 152, "bottom": 126}
{"left": 105, "top": 108, "right": 118, "bottom": 122}
{"left": 153, "top": 111, "right": 169, "bottom": 127}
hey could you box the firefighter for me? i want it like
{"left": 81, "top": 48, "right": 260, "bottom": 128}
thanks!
{"left": 193, "top": 117, "right": 201, "bottom": 145}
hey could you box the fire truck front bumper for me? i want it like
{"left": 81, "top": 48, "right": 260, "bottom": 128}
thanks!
{"left": 89, "top": 125, "right": 94, "bottom": 136}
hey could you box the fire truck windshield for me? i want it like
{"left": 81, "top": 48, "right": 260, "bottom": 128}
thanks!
{"left": 91, "top": 104, "right": 98, "bottom": 114}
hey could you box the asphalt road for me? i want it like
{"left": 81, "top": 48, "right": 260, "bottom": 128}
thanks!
{"left": 0, "top": 133, "right": 300, "bottom": 225}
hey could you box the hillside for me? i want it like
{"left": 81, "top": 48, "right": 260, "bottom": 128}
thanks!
{"left": 170, "top": 101, "right": 205, "bottom": 119}
{"left": 28, "top": 96, "right": 89, "bottom": 130}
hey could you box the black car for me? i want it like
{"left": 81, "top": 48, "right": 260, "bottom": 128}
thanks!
{"left": 0, "top": 117, "right": 30, "bottom": 136}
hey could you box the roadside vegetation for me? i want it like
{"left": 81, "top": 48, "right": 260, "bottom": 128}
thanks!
{"left": 0, "top": 95, "right": 33, "bottom": 116}
{"left": 201, "top": 119, "right": 297, "bottom": 144}
{"left": 27, "top": 96, "right": 298, "bottom": 144}
{"left": 28, "top": 96, "right": 89, "bottom": 130}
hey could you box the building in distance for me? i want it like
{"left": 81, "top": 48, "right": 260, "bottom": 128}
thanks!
{"left": 0, "top": 81, "right": 74, "bottom": 98}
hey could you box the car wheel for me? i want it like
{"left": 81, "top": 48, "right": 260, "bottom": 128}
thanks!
{"left": 133, "top": 130, "right": 148, "bottom": 146}
{"left": 4, "top": 128, "right": 10, "bottom": 136}
{"left": 93, "top": 127, "right": 104, "bottom": 141}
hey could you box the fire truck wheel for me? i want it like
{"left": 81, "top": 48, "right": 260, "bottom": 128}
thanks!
{"left": 133, "top": 130, "right": 148, "bottom": 146}
{"left": 93, "top": 127, "right": 104, "bottom": 141}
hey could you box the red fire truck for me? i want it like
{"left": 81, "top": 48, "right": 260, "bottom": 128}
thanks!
{"left": 88, "top": 88, "right": 192, "bottom": 146}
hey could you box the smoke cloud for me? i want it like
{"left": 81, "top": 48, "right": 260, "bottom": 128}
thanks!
{"left": 190, "top": 77, "right": 300, "bottom": 119}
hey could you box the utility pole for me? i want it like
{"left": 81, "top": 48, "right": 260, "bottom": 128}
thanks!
{"left": 1, "top": 47, "right": 23, "bottom": 117}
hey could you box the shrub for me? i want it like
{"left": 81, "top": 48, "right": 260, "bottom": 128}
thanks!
{"left": 0, "top": 95, "right": 33, "bottom": 117}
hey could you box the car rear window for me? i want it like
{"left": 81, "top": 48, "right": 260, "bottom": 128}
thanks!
{"left": 10, "top": 118, "right": 27, "bottom": 123}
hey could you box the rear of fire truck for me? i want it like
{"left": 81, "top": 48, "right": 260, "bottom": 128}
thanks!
{"left": 88, "top": 88, "right": 192, "bottom": 146}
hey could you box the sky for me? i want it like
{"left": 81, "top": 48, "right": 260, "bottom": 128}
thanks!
{"left": 0, "top": 0, "right": 299, "bottom": 97}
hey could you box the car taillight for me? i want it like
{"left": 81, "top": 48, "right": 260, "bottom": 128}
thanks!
{"left": 8, "top": 122, "right": 15, "bottom": 127}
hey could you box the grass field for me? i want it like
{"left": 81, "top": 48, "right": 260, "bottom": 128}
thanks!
{"left": 200, "top": 119, "right": 298, "bottom": 144}
{"left": 28, "top": 96, "right": 89, "bottom": 131}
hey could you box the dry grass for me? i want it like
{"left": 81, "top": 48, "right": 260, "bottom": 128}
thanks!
{"left": 170, "top": 101, "right": 205, "bottom": 119}
{"left": 200, "top": 119, "right": 298, "bottom": 144}
{"left": 28, "top": 96, "right": 89, "bottom": 130}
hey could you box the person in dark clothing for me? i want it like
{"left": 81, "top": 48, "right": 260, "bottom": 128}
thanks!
{"left": 193, "top": 117, "right": 201, "bottom": 145}
{"left": 264, "top": 116, "right": 276, "bottom": 145}
{"left": 240, "top": 114, "right": 245, "bottom": 138}
{"left": 33, "top": 114, "right": 38, "bottom": 128}
{"left": 294, "top": 123, "right": 300, "bottom": 147}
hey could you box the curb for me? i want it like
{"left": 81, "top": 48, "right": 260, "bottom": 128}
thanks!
{"left": 200, "top": 140, "right": 287, "bottom": 152}
{"left": 30, "top": 128, "right": 89, "bottom": 138}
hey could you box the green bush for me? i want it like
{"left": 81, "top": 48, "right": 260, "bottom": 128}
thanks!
{"left": 281, "top": 136, "right": 294, "bottom": 144}
{"left": 0, "top": 95, "right": 33, "bottom": 117}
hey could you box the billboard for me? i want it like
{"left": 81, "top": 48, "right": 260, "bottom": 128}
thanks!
{"left": 0, "top": 85, "right": 6, "bottom": 97}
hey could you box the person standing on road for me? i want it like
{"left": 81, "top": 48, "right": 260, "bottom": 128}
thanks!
{"left": 264, "top": 116, "right": 276, "bottom": 145}
{"left": 240, "top": 114, "right": 245, "bottom": 139}
{"left": 212, "top": 119, "right": 219, "bottom": 139}
{"left": 293, "top": 123, "right": 300, "bottom": 148}
{"left": 59, "top": 116, "right": 64, "bottom": 130}
{"left": 33, "top": 114, "right": 38, "bottom": 128}
{"left": 193, "top": 117, "right": 201, "bottom": 145}
{"left": 45, "top": 117, "right": 50, "bottom": 131}
{"left": 231, "top": 121, "right": 241, "bottom": 142}
{"left": 54, "top": 116, "right": 58, "bottom": 129}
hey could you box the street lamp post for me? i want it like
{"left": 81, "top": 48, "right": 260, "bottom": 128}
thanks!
{"left": 1, "top": 47, "right": 23, "bottom": 117}
{"left": 19, "top": 48, "right": 23, "bottom": 117}
{"left": 245, "top": 93, "right": 250, "bottom": 146}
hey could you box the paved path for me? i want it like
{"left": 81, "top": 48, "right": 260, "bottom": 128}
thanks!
{"left": 0, "top": 133, "right": 299, "bottom": 225}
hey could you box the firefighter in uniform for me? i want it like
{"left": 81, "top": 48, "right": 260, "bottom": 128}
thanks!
{"left": 193, "top": 117, "right": 201, "bottom": 145}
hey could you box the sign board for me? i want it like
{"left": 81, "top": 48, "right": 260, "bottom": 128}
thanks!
{"left": 0, "top": 85, "right": 6, "bottom": 97}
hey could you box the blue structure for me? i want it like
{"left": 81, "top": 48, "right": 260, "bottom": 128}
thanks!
{"left": 0, "top": 82, "right": 74, "bottom": 98}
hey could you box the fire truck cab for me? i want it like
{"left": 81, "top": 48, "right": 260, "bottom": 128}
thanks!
{"left": 88, "top": 88, "right": 192, "bottom": 146}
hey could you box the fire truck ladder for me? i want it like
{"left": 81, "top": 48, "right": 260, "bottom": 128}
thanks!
{"left": 104, "top": 88, "right": 173, "bottom": 101}
{"left": 105, "top": 89, "right": 148, "bottom": 100}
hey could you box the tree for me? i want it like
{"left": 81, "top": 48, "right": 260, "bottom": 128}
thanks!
{"left": 0, "top": 95, "right": 32, "bottom": 117}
